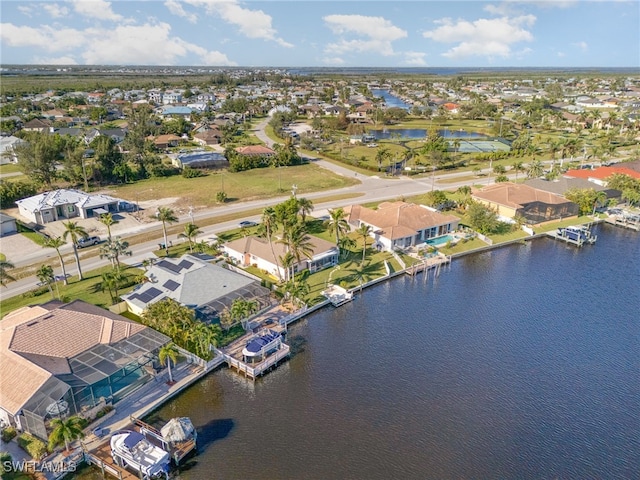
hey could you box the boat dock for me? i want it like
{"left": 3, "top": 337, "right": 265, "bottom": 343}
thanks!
{"left": 406, "top": 254, "right": 451, "bottom": 276}
{"left": 546, "top": 225, "right": 597, "bottom": 247}
{"left": 84, "top": 442, "right": 139, "bottom": 480}
{"left": 605, "top": 216, "right": 640, "bottom": 231}
{"left": 321, "top": 284, "right": 353, "bottom": 306}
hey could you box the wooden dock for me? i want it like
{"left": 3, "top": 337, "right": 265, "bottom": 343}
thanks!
{"left": 216, "top": 339, "right": 290, "bottom": 381}
{"left": 546, "top": 226, "right": 597, "bottom": 247}
{"left": 85, "top": 441, "right": 139, "bottom": 480}
{"left": 605, "top": 216, "right": 640, "bottom": 231}
{"left": 406, "top": 255, "right": 451, "bottom": 276}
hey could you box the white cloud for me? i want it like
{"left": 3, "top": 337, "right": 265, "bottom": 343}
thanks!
{"left": 70, "top": 0, "right": 123, "bottom": 21}
{"left": 403, "top": 51, "right": 427, "bottom": 66}
{"left": 557, "top": 51, "right": 566, "bottom": 57}
{"left": 0, "top": 22, "right": 236, "bottom": 66}
{"left": 321, "top": 56, "right": 345, "bottom": 66}
{"left": 572, "top": 41, "right": 588, "bottom": 51}
{"left": 43, "top": 3, "right": 70, "bottom": 18}
{"left": 423, "top": 15, "right": 536, "bottom": 59}
{"left": 164, "top": 0, "right": 198, "bottom": 24}
{"left": 17, "top": 5, "right": 35, "bottom": 17}
{"left": 179, "top": 0, "right": 293, "bottom": 47}
{"left": 32, "top": 55, "right": 78, "bottom": 65}
{"left": 323, "top": 14, "right": 407, "bottom": 56}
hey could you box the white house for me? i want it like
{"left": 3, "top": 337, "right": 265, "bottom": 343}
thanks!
{"left": 0, "top": 213, "right": 17, "bottom": 236}
{"left": 0, "top": 136, "right": 25, "bottom": 164}
{"left": 223, "top": 235, "right": 339, "bottom": 280}
{"left": 345, "top": 201, "right": 460, "bottom": 251}
{"left": 16, "top": 189, "right": 122, "bottom": 225}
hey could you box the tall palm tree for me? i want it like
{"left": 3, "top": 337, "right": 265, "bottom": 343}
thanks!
{"left": 527, "top": 160, "right": 544, "bottom": 179}
{"left": 43, "top": 236, "right": 68, "bottom": 285}
{"left": 511, "top": 161, "right": 525, "bottom": 181}
{"left": 158, "top": 343, "right": 179, "bottom": 384}
{"left": 278, "top": 224, "right": 314, "bottom": 281}
{"left": 338, "top": 236, "right": 357, "bottom": 259}
{"left": 36, "top": 264, "right": 55, "bottom": 299}
{"left": 62, "top": 221, "right": 88, "bottom": 280}
{"left": 456, "top": 185, "right": 472, "bottom": 210}
{"left": 99, "top": 238, "right": 131, "bottom": 269}
{"left": 260, "top": 207, "right": 282, "bottom": 282}
{"left": 178, "top": 223, "right": 202, "bottom": 253}
{"left": 0, "top": 260, "right": 16, "bottom": 287}
{"left": 99, "top": 212, "right": 118, "bottom": 242}
{"left": 297, "top": 197, "right": 314, "bottom": 224}
{"left": 157, "top": 207, "right": 178, "bottom": 254}
{"left": 326, "top": 208, "right": 350, "bottom": 251}
{"left": 48, "top": 416, "right": 85, "bottom": 453}
{"left": 356, "top": 223, "right": 373, "bottom": 265}
{"left": 101, "top": 268, "right": 125, "bottom": 304}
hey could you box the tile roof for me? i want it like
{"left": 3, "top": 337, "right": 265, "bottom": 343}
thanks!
{"left": 472, "top": 182, "right": 571, "bottom": 208}
{"left": 235, "top": 145, "right": 275, "bottom": 156}
{"left": 345, "top": 201, "right": 459, "bottom": 241}
{"left": 564, "top": 166, "right": 640, "bottom": 181}
{"left": 224, "top": 235, "right": 337, "bottom": 264}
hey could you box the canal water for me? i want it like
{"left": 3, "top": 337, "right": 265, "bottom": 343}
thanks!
{"left": 371, "top": 88, "right": 412, "bottom": 110}
{"left": 146, "top": 223, "right": 639, "bottom": 480}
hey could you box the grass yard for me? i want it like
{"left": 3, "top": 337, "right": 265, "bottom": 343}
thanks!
{"left": 104, "top": 163, "right": 359, "bottom": 207}
{"left": 0, "top": 265, "right": 142, "bottom": 319}
{"left": 0, "top": 163, "right": 23, "bottom": 174}
{"left": 532, "top": 216, "right": 595, "bottom": 233}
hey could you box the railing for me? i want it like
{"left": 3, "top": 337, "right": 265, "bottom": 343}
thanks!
{"left": 84, "top": 452, "right": 126, "bottom": 480}
{"left": 219, "top": 344, "right": 290, "bottom": 379}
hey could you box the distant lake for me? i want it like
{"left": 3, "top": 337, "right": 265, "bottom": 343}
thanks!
{"left": 369, "top": 128, "right": 486, "bottom": 140}
{"left": 371, "top": 88, "right": 412, "bottom": 110}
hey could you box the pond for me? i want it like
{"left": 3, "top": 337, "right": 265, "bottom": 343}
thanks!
{"left": 368, "top": 128, "right": 486, "bottom": 140}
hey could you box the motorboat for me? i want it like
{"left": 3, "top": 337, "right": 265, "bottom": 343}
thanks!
{"left": 110, "top": 430, "right": 170, "bottom": 479}
{"left": 242, "top": 329, "right": 281, "bottom": 359}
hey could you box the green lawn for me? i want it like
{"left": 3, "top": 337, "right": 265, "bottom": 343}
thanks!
{"left": 0, "top": 163, "right": 23, "bottom": 174}
{"left": 105, "top": 163, "right": 359, "bottom": 207}
{"left": 0, "top": 265, "right": 142, "bottom": 319}
{"left": 533, "top": 216, "right": 595, "bottom": 233}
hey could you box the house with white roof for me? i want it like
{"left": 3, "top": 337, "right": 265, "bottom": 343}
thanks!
{"left": 0, "top": 135, "right": 25, "bottom": 164}
{"left": 16, "top": 189, "right": 122, "bottom": 225}
{"left": 122, "top": 255, "right": 271, "bottom": 322}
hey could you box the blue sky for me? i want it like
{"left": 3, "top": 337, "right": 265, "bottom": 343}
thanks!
{"left": 1, "top": 0, "right": 638, "bottom": 67}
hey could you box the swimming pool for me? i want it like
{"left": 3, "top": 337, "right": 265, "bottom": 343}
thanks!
{"left": 425, "top": 234, "right": 455, "bottom": 247}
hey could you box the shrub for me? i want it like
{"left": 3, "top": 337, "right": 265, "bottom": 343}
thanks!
{"left": 1, "top": 427, "right": 17, "bottom": 443}
{"left": 17, "top": 433, "right": 48, "bottom": 460}
{"left": 181, "top": 166, "right": 203, "bottom": 178}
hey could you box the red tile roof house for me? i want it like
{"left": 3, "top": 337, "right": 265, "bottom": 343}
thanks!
{"left": 344, "top": 201, "right": 459, "bottom": 252}
{"left": 234, "top": 145, "right": 276, "bottom": 157}
{"left": 147, "top": 134, "right": 183, "bottom": 150}
{"left": 223, "top": 235, "right": 338, "bottom": 281}
{"left": 563, "top": 166, "right": 640, "bottom": 186}
{"left": 0, "top": 300, "right": 170, "bottom": 440}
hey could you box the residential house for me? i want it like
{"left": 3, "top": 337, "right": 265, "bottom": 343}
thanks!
{"left": 471, "top": 182, "right": 578, "bottom": 224}
{"left": 223, "top": 235, "right": 339, "bottom": 280}
{"left": 0, "top": 213, "right": 17, "bottom": 236}
{"left": 0, "top": 135, "right": 25, "bottom": 164}
{"left": 173, "top": 152, "right": 228, "bottom": 169}
{"left": 16, "top": 189, "right": 122, "bottom": 225}
{"left": 0, "top": 300, "right": 170, "bottom": 440}
{"left": 147, "top": 134, "right": 183, "bottom": 150}
{"left": 524, "top": 177, "right": 621, "bottom": 203}
{"left": 234, "top": 145, "right": 276, "bottom": 157}
{"left": 21, "top": 118, "right": 52, "bottom": 133}
{"left": 564, "top": 166, "right": 640, "bottom": 186}
{"left": 193, "top": 128, "right": 222, "bottom": 146}
{"left": 122, "top": 255, "right": 271, "bottom": 321}
{"left": 344, "top": 201, "right": 459, "bottom": 251}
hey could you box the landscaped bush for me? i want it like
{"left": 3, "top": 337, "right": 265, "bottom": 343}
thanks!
{"left": 1, "top": 427, "right": 17, "bottom": 443}
{"left": 181, "top": 166, "right": 204, "bottom": 178}
{"left": 16, "top": 433, "right": 48, "bottom": 460}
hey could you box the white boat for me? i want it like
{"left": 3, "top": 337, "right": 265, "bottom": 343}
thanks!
{"left": 242, "top": 329, "right": 282, "bottom": 359}
{"left": 111, "top": 430, "right": 170, "bottom": 479}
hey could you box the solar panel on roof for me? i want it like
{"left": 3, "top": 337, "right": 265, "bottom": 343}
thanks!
{"left": 178, "top": 259, "right": 193, "bottom": 269}
{"left": 157, "top": 260, "right": 182, "bottom": 274}
{"left": 163, "top": 279, "right": 180, "bottom": 291}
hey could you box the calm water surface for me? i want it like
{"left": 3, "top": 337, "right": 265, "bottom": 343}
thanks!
{"left": 151, "top": 225, "right": 639, "bottom": 479}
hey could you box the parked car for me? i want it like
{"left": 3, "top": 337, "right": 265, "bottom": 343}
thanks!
{"left": 238, "top": 220, "right": 258, "bottom": 228}
{"left": 77, "top": 235, "right": 100, "bottom": 248}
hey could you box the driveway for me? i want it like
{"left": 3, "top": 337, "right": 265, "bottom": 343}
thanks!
{"left": 0, "top": 232, "right": 43, "bottom": 263}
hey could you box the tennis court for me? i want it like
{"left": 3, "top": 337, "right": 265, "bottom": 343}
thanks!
{"left": 450, "top": 139, "right": 511, "bottom": 153}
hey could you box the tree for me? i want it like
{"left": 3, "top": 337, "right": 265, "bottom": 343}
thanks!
{"left": 467, "top": 202, "right": 500, "bottom": 234}
{"left": 48, "top": 416, "right": 85, "bottom": 453}
{"left": 158, "top": 343, "right": 179, "bottom": 384}
{"left": 99, "top": 238, "right": 131, "bottom": 269}
{"left": 278, "top": 223, "right": 314, "bottom": 282}
{"left": 99, "top": 213, "right": 118, "bottom": 242}
{"left": 456, "top": 185, "right": 472, "bottom": 210}
{"left": 297, "top": 197, "right": 314, "bottom": 223}
{"left": 62, "top": 221, "right": 88, "bottom": 280}
{"left": 15, "top": 132, "right": 61, "bottom": 187}
{"left": 157, "top": 207, "right": 178, "bottom": 254}
{"left": 260, "top": 206, "right": 282, "bottom": 282}
{"left": 527, "top": 160, "right": 544, "bottom": 179}
{"left": 355, "top": 223, "right": 373, "bottom": 265}
{"left": 511, "top": 161, "right": 525, "bottom": 181}
{"left": 325, "top": 208, "right": 349, "bottom": 250}
{"left": 100, "top": 268, "right": 125, "bottom": 304}
{"left": 178, "top": 223, "right": 203, "bottom": 253}
{"left": 0, "top": 260, "right": 16, "bottom": 287}
{"left": 36, "top": 264, "right": 56, "bottom": 299}
{"left": 375, "top": 147, "right": 391, "bottom": 171}
{"left": 43, "top": 236, "right": 68, "bottom": 285}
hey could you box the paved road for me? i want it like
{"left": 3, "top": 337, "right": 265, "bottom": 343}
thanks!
{"left": 0, "top": 118, "right": 575, "bottom": 301}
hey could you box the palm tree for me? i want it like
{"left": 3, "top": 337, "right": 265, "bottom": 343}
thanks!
{"left": 156, "top": 207, "right": 178, "bottom": 254}
{"left": 48, "top": 416, "right": 85, "bottom": 453}
{"left": 260, "top": 207, "right": 282, "bottom": 281}
{"left": 178, "top": 223, "right": 203, "bottom": 253}
{"left": 62, "top": 221, "right": 88, "bottom": 280}
{"left": 297, "top": 197, "right": 314, "bottom": 224}
{"left": 158, "top": 343, "right": 179, "bottom": 384}
{"left": 356, "top": 223, "right": 373, "bottom": 265}
{"left": 99, "top": 238, "right": 131, "bottom": 269}
{"left": 98, "top": 213, "right": 118, "bottom": 242}
{"left": 326, "top": 208, "right": 350, "bottom": 251}
{"left": 278, "top": 224, "right": 314, "bottom": 282}
{"left": 511, "top": 161, "right": 525, "bottom": 181}
{"left": 456, "top": 185, "right": 472, "bottom": 210}
{"left": 0, "top": 260, "right": 16, "bottom": 287}
{"left": 338, "top": 236, "right": 357, "bottom": 259}
{"left": 527, "top": 160, "right": 544, "bottom": 179}
{"left": 43, "top": 236, "right": 68, "bottom": 285}
{"left": 101, "top": 269, "right": 125, "bottom": 304}
{"left": 36, "top": 264, "right": 55, "bottom": 299}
